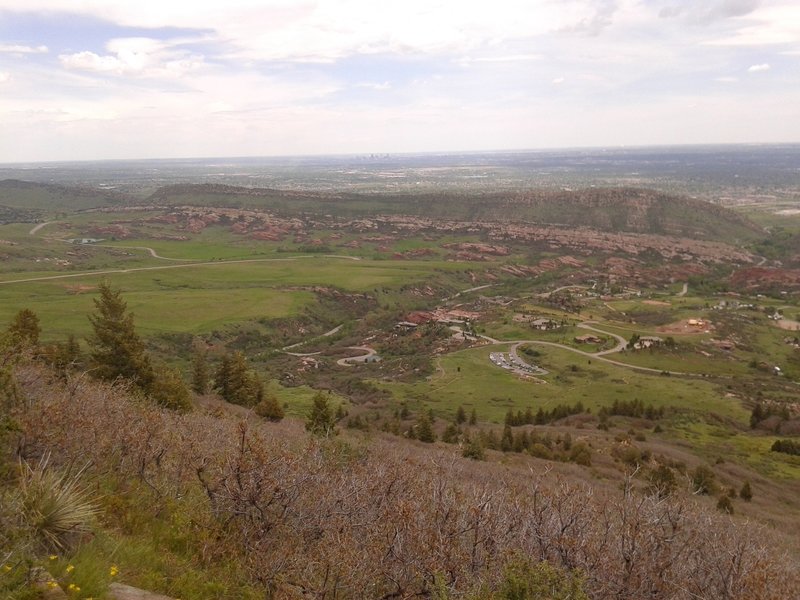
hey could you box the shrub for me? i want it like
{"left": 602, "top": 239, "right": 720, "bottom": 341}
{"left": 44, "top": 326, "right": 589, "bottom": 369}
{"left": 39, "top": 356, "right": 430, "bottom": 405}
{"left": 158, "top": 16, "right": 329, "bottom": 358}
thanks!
{"left": 717, "top": 495, "right": 734, "bottom": 515}
{"left": 691, "top": 465, "right": 717, "bottom": 495}
{"left": 462, "top": 437, "right": 485, "bottom": 460}
{"left": 494, "top": 559, "right": 588, "bottom": 600}
{"left": 17, "top": 456, "right": 99, "bottom": 552}
{"left": 740, "top": 481, "right": 753, "bottom": 502}
{"left": 569, "top": 443, "right": 592, "bottom": 466}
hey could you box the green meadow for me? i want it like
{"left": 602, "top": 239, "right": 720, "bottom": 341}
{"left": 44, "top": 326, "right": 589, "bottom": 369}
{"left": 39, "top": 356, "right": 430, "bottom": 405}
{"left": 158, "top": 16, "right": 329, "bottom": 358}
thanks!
{"left": 379, "top": 344, "right": 749, "bottom": 425}
{"left": 0, "top": 256, "right": 473, "bottom": 339}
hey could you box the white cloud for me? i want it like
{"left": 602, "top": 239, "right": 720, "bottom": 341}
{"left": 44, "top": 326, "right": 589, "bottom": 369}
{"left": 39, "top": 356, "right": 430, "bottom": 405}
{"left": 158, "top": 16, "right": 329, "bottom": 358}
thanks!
{"left": 0, "top": 71, "right": 10, "bottom": 83}
{"left": 704, "top": 2, "right": 800, "bottom": 45}
{"left": 0, "top": 0, "right": 620, "bottom": 63}
{"left": 747, "top": 63, "right": 770, "bottom": 72}
{"left": 356, "top": 81, "right": 391, "bottom": 91}
{"left": 0, "top": 0, "right": 798, "bottom": 161}
{"left": 59, "top": 37, "right": 205, "bottom": 77}
{"left": 0, "top": 43, "right": 48, "bottom": 54}
{"left": 478, "top": 54, "right": 543, "bottom": 63}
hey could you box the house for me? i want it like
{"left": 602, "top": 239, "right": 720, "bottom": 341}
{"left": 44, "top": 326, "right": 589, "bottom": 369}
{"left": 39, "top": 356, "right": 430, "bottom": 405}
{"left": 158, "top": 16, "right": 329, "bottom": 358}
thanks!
{"left": 634, "top": 336, "right": 663, "bottom": 350}
{"left": 530, "top": 318, "right": 560, "bottom": 331}
{"left": 574, "top": 334, "right": 603, "bottom": 344}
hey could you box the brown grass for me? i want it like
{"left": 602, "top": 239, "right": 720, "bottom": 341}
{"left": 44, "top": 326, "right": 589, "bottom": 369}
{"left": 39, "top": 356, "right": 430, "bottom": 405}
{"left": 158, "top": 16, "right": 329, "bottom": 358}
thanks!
{"left": 8, "top": 363, "right": 800, "bottom": 599}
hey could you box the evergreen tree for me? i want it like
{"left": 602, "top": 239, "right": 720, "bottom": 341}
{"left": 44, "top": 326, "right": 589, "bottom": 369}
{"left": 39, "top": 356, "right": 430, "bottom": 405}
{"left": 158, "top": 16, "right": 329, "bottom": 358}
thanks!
{"left": 441, "top": 423, "right": 460, "bottom": 444}
{"left": 500, "top": 423, "right": 514, "bottom": 452}
{"left": 87, "top": 282, "right": 154, "bottom": 391}
{"left": 191, "top": 347, "right": 210, "bottom": 394}
{"left": 213, "top": 351, "right": 262, "bottom": 406}
{"left": 416, "top": 413, "right": 435, "bottom": 443}
{"left": 306, "top": 392, "right": 337, "bottom": 437}
{"left": 469, "top": 407, "right": 477, "bottom": 425}
{"left": 455, "top": 405, "right": 466, "bottom": 424}
{"left": 7, "top": 308, "right": 41, "bottom": 348}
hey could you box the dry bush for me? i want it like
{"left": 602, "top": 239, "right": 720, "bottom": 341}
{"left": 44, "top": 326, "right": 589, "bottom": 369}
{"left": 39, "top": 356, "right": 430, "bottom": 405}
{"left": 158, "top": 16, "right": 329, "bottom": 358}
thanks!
{"left": 8, "top": 363, "right": 800, "bottom": 599}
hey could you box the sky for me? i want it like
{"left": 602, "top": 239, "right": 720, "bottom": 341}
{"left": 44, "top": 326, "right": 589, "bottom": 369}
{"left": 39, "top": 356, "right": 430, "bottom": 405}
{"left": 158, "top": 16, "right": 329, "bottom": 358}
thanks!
{"left": 0, "top": 0, "right": 798, "bottom": 162}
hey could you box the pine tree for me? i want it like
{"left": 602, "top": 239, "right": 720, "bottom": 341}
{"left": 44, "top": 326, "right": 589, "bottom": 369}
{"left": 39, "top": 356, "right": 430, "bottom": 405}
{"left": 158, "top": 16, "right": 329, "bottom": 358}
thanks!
{"left": 306, "top": 392, "right": 337, "bottom": 437}
{"left": 416, "top": 414, "right": 435, "bottom": 443}
{"left": 87, "top": 282, "right": 154, "bottom": 391}
{"left": 469, "top": 407, "right": 477, "bottom": 425}
{"left": 191, "top": 347, "right": 210, "bottom": 394}
{"left": 500, "top": 424, "right": 514, "bottom": 452}
{"left": 455, "top": 405, "right": 466, "bottom": 424}
{"left": 7, "top": 308, "right": 41, "bottom": 348}
{"left": 213, "top": 351, "right": 262, "bottom": 406}
{"left": 441, "top": 423, "right": 461, "bottom": 444}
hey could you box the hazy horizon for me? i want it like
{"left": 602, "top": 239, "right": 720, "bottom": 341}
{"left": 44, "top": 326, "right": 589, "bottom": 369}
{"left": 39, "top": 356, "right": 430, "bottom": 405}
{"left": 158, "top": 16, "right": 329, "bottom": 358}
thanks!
{"left": 2, "top": 141, "right": 799, "bottom": 168}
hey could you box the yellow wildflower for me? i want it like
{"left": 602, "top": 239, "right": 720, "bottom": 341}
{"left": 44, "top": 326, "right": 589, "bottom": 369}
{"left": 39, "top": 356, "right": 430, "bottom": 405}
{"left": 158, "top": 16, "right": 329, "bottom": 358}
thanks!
{"left": 49, "top": 555, "right": 58, "bottom": 561}
{"left": 67, "top": 582, "right": 80, "bottom": 592}
{"left": 2, "top": 564, "right": 12, "bottom": 572}
{"left": 65, "top": 564, "right": 74, "bottom": 574}
{"left": 47, "top": 581, "right": 59, "bottom": 589}
{"left": 109, "top": 565, "right": 119, "bottom": 577}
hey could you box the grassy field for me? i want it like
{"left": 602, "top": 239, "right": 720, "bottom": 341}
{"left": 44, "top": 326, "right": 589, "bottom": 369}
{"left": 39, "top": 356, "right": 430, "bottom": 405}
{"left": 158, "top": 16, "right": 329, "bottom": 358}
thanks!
{"left": 379, "top": 344, "right": 749, "bottom": 425}
{"left": 0, "top": 257, "right": 473, "bottom": 339}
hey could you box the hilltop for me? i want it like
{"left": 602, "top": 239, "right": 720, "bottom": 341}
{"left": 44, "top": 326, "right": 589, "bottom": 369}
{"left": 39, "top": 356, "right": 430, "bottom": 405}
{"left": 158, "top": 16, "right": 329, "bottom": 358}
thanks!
{"left": 147, "top": 183, "right": 762, "bottom": 242}
{"left": 0, "top": 179, "right": 129, "bottom": 214}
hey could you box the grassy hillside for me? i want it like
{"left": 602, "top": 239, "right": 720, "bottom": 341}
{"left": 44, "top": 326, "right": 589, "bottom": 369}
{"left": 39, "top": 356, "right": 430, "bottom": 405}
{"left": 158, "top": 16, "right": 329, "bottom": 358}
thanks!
{"left": 3, "top": 360, "right": 798, "bottom": 600}
{"left": 0, "top": 179, "right": 129, "bottom": 213}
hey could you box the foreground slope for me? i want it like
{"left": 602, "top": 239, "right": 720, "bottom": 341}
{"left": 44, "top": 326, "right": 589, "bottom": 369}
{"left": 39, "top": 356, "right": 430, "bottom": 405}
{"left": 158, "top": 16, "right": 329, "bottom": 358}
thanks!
{"left": 2, "top": 360, "right": 799, "bottom": 600}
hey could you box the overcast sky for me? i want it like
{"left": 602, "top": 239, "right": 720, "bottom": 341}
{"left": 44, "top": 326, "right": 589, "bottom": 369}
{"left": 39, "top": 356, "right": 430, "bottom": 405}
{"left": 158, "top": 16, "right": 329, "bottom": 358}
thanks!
{"left": 0, "top": 0, "right": 798, "bottom": 162}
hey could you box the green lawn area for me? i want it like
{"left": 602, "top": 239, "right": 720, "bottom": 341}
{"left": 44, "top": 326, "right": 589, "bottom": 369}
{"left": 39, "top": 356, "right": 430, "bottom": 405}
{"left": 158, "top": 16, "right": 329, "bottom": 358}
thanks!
{"left": 0, "top": 257, "right": 472, "bottom": 339}
{"left": 378, "top": 344, "right": 750, "bottom": 425}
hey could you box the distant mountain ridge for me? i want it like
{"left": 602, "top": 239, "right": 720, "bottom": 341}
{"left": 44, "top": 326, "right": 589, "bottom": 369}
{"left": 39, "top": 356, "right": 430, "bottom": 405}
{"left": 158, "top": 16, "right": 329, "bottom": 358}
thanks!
{"left": 147, "top": 183, "right": 763, "bottom": 242}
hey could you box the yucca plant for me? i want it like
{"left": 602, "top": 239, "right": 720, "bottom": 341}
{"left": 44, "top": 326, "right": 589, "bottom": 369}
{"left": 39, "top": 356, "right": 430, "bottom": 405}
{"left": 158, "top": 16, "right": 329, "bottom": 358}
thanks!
{"left": 18, "top": 455, "right": 99, "bottom": 552}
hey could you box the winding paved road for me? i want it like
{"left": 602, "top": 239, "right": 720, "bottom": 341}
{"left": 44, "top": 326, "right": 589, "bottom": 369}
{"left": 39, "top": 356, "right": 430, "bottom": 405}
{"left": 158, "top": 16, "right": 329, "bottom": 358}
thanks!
{"left": 460, "top": 323, "right": 699, "bottom": 378}
{"left": 336, "top": 346, "right": 377, "bottom": 366}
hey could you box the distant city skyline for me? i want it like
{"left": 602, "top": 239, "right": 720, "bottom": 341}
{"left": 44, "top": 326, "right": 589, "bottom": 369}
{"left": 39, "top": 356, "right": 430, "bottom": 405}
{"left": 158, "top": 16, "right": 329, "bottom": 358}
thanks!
{"left": 0, "top": 0, "right": 798, "bottom": 163}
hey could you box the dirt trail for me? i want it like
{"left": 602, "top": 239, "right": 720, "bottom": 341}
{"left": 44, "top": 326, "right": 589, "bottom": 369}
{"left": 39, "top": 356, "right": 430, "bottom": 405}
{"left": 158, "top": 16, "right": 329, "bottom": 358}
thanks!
{"left": 29, "top": 221, "right": 56, "bottom": 235}
{"left": 283, "top": 324, "right": 344, "bottom": 356}
{"left": 0, "top": 255, "right": 361, "bottom": 286}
